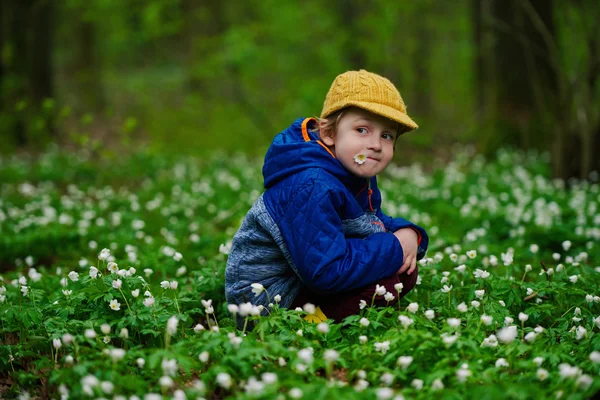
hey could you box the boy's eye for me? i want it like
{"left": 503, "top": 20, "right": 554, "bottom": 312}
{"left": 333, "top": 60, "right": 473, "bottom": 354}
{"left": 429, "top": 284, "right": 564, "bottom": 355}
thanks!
{"left": 382, "top": 133, "right": 394, "bottom": 141}
{"left": 356, "top": 128, "right": 368, "bottom": 135}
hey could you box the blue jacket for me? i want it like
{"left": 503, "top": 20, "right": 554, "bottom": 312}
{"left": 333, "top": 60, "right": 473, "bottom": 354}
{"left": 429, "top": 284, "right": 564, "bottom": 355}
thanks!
{"left": 225, "top": 117, "right": 428, "bottom": 313}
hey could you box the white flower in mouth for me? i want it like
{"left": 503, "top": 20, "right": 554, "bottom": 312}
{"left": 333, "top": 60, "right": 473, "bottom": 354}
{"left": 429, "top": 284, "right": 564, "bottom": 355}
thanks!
{"left": 354, "top": 153, "right": 367, "bottom": 165}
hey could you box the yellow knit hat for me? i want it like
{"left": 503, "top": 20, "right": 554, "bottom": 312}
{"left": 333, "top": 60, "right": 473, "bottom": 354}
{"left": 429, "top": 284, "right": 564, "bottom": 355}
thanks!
{"left": 320, "top": 69, "right": 418, "bottom": 134}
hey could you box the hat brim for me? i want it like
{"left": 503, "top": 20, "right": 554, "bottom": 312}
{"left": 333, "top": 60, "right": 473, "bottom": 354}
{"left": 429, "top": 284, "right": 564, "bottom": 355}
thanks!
{"left": 324, "top": 101, "right": 419, "bottom": 135}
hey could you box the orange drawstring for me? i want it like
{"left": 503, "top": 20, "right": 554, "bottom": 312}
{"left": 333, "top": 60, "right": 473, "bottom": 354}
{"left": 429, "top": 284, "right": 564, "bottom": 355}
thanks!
{"left": 367, "top": 189, "right": 373, "bottom": 211}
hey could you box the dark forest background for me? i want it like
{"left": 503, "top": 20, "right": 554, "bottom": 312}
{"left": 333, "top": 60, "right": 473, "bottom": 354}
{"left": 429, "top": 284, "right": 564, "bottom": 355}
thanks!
{"left": 1, "top": 0, "right": 599, "bottom": 180}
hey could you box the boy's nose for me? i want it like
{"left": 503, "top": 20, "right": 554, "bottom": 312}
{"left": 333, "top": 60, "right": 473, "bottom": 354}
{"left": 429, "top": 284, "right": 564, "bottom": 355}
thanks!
{"left": 367, "top": 136, "right": 382, "bottom": 151}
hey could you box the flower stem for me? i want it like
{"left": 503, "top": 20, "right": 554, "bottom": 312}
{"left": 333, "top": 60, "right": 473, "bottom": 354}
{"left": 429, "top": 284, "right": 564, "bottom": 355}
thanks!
{"left": 118, "top": 288, "right": 133, "bottom": 314}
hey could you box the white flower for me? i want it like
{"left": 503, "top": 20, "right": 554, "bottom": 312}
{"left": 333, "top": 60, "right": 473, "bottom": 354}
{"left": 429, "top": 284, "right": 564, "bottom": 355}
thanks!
{"left": 394, "top": 283, "right": 403, "bottom": 292}
{"left": 112, "top": 279, "right": 122, "bottom": 289}
{"left": 159, "top": 376, "right": 174, "bottom": 388}
{"left": 533, "top": 356, "right": 544, "bottom": 366}
{"left": 481, "top": 334, "right": 498, "bottom": 347}
{"left": 143, "top": 297, "right": 155, "bottom": 307}
{"left": 251, "top": 283, "right": 264, "bottom": 296}
{"left": 447, "top": 318, "right": 461, "bottom": 329}
{"left": 120, "top": 328, "right": 128, "bottom": 338}
{"left": 359, "top": 300, "right": 367, "bottom": 309}
{"left": 424, "top": 309, "right": 435, "bottom": 320}
{"left": 109, "top": 299, "right": 121, "bottom": 311}
{"left": 202, "top": 299, "right": 214, "bottom": 314}
{"left": 467, "top": 250, "right": 477, "bottom": 259}
{"left": 216, "top": 372, "right": 232, "bottom": 389}
{"left": 227, "top": 304, "right": 239, "bottom": 314}
{"left": 107, "top": 262, "right": 118, "bottom": 273}
{"left": 169, "top": 281, "right": 178, "bottom": 290}
{"left": 456, "top": 367, "right": 472, "bottom": 383}
{"left": 131, "top": 289, "right": 140, "bottom": 297}
{"left": 442, "top": 333, "right": 458, "bottom": 347}
{"left": 53, "top": 338, "right": 62, "bottom": 349}
{"left": 380, "top": 372, "right": 394, "bottom": 386}
{"left": 525, "top": 264, "right": 532, "bottom": 272}
{"left": 289, "top": 388, "right": 303, "bottom": 399}
{"left": 384, "top": 292, "right": 395, "bottom": 302}
{"left": 274, "top": 294, "right": 281, "bottom": 303}
{"left": 441, "top": 284, "right": 453, "bottom": 293}
{"left": 376, "top": 388, "right": 394, "bottom": 399}
{"left": 575, "top": 326, "right": 587, "bottom": 340}
{"left": 100, "top": 381, "right": 114, "bottom": 394}
{"left": 480, "top": 315, "right": 493, "bottom": 325}
{"left": 537, "top": 368, "right": 549, "bottom": 381}
{"left": 590, "top": 351, "right": 600, "bottom": 363}
{"left": 524, "top": 332, "right": 537, "bottom": 342}
{"left": 501, "top": 252, "right": 513, "bottom": 266}
{"left": 166, "top": 316, "right": 178, "bottom": 335}
{"left": 374, "top": 340, "right": 390, "bottom": 354}
{"left": 84, "top": 329, "right": 97, "bottom": 339}
{"left": 68, "top": 271, "right": 79, "bottom": 282}
{"left": 576, "top": 375, "right": 593, "bottom": 390}
{"left": 474, "top": 269, "right": 490, "bottom": 279}
{"left": 495, "top": 358, "right": 509, "bottom": 368}
{"left": 144, "top": 268, "right": 153, "bottom": 277}
{"left": 359, "top": 317, "right": 370, "bottom": 327}
{"left": 198, "top": 351, "right": 210, "bottom": 363}
{"left": 194, "top": 324, "right": 205, "bottom": 332}
{"left": 101, "top": 324, "right": 111, "bottom": 334}
{"left": 529, "top": 244, "right": 539, "bottom": 254}
{"left": 569, "top": 275, "right": 578, "bottom": 283}
{"left": 411, "top": 378, "right": 424, "bottom": 390}
{"left": 359, "top": 335, "right": 368, "bottom": 344}
{"left": 160, "top": 281, "right": 170, "bottom": 289}
{"left": 398, "top": 315, "right": 414, "bottom": 328}
{"left": 471, "top": 300, "right": 481, "bottom": 308}
{"left": 173, "top": 252, "right": 183, "bottom": 261}
{"left": 62, "top": 289, "right": 72, "bottom": 296}
{"left": 323, "top": 349, "right": 339, "bottom": 363}
{"left": 454, "top": 264, "right": 466, "bottom": 274}
{"left": 298, "top": 348, "right": 314, "bottom": 364}
{"left": 450, "top": 253, "right": 458, "bottom": 262}
{"left": 407, "top": 302, "right": 419, "bottom": 313}
{"left": 176, "top": 266, "right": 186, "bottom": 276}
{"left": 562, "top": 240, "right": 572, "bottom": 251}
{"left": 397, "top": 356, "right": 413, "bottom": 370}
{"left": 262, "top": 372, "right": 278, "bottom": 385}
{"left": 558, "top": 363, "right": 581, "bottom": 379}
{"left": 303, "top": 303, "right": 316, "bottom": 315}
{"left": 98, "top": 248, "right": 110, "bottom": 261}
{"left": 431, "top": 379, "right": 444, "bottom": 390}
{"left": 354, "top": 153, "right": 367, "bottom": 165}
{"left": 108, "top": 348, "right": 126, "bottom": 362}
{"left": 457, "top": 302, "right": 468, "bottom": 313}
{"left": 499, "top": 300, "right": 506, "bottom": 307}
{"left": 475, "top": 289, "right": 485, "bottom": 299}
{"left": 375, "top": 284, "right": 387, "bottom": 296}
{"left": 497, "top": 326, "right": 518, "bottom": 343}
{"left": 89, "top": 267, "right": 99, "bottom": 279}
{"left": 518, "top": 312, "right": 529, "bottom": 322}
{"left": 317, "top": 322, "right": 329, "bottom": 334}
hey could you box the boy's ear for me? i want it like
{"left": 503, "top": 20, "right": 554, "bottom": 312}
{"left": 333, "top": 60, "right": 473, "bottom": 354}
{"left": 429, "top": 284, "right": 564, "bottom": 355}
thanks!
{"left": 319, "top": 123, "right": 335, "bottom": 146}
{"left": 321, "top": 133, "right": 335, "bottom": 147}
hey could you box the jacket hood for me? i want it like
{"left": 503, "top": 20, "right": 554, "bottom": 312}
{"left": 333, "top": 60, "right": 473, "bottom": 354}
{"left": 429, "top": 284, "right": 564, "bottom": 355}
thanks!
{"left": 263, "top": 117, "right": 370, "bottom": 191}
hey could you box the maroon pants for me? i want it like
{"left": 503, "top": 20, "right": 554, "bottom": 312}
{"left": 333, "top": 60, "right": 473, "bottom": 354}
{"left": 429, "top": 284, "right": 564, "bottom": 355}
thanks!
{"left": 290, "top": 267, "right": 419, "bottom": 322}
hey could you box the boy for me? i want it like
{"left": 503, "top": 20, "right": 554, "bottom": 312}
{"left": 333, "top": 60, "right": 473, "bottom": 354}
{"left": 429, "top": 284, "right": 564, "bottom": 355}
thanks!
{"left": 225, "top": 69, "right": 428, "bottom": 324}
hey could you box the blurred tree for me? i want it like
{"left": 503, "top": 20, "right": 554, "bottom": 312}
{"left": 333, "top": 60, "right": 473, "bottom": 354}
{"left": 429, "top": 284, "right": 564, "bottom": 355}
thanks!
{"left": 475, "top": 0, "right": 600, "bottom": 180}
{"left": 0, "top": 0, "right": 55, "bottom": 146}
{"left": 474, "top": 0, "right": 556, "bottom": 151}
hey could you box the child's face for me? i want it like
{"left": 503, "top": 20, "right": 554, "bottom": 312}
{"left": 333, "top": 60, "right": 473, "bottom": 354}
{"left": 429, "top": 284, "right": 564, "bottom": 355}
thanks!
{"left": 321, "top": 108, "right": 398, "bottom": 178}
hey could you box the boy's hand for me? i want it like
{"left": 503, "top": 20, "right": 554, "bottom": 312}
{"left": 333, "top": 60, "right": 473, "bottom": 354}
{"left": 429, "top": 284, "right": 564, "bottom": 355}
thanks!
{"left": 393, "top": 228, "right": 418, "bottom": 275}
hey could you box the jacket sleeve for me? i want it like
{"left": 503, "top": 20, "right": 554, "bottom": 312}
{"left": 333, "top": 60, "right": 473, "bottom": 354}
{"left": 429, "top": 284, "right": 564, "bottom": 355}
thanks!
{"left": 376, "top": 208, "right": 429, "bottom": 261}
{"left": 277, "top": 181, "right": 405, "bottom": 294}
